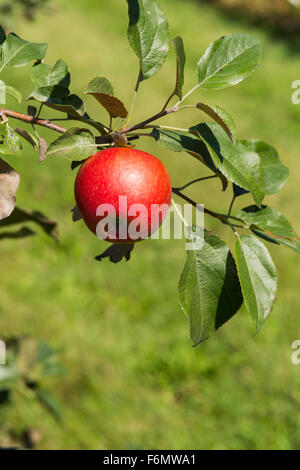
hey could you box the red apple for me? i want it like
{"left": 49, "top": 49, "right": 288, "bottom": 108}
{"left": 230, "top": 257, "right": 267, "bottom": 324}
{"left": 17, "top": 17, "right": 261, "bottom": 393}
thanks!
{"left": 74, "top": 147, "right": 172, "bottom": 243}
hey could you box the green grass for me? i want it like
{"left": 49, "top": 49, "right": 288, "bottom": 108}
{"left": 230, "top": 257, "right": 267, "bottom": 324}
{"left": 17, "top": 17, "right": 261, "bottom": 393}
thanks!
{"left": 1, "top": 0, "right": 300, "bottom": 450}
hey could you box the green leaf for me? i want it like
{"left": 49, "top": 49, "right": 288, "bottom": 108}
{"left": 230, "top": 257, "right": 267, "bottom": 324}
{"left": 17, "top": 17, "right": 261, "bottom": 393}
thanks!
{"left": 0, "top": 122, "right": 22, "bottom": 155}
{"left": 152, "top": 128, "right": 217, "bottom": 172}
{"left": 47, "top": 127, "right": 97, "bottom": 160}
{"left": 127, "top": 0, "right": 169, "bottom": 80}
{"left": 35, "top": 341, "right": 65, "bottom": 378}
{"left": 86, "top": 76, "right": 113, "bottom": 95}
{"left": 197, "top": 34, "right": 262, "bottom": 90}
{"left": 85, "top": 77, "right": 128, "bottom": 119}
{"left": 29, "top": 85, "right": 108, "bottom": 135}
{"left": 151, "top": 127, "right": 227, "bottom": 189}
{"left": 192, "top": 123, "right": 265, "bottom": 206}
{"left": 34, "top": 388, "right": 62, "bottom": 422}
{"left": 178, "top": 230, "right": 243, "bottom": 345}
{"left": 172, "top": 36, "right": 185, "bottom": 99}
{"left": 31, "top": 59, "right": 70, "bottom": 88}
{"left": 0, "top": 158, "right": 20, "bottom": 221}
{"left": 235, "top": 234, "right": 277, "bottom": 332}
{"left": 0, "top": 25, "right": 6, "bottom": 46}
{"left": 240, "top": 140, "right": 289, "bottom": 195}
{"left": 28, "top": 85, "right": 84, "bottom": 117}
{"left": 0, "top": 80, "right": 22, "bottom": 103}
{"left": 5, "top": 86, "right": 22, "bottom": 103}
{"left": 195, "top": 103, "right": 235, "bottom": 142}
{"left": 236, "top": 205, "right": 300, "bottom": 254}
{"left": 0, "top": 33, "right": 47, "bottom": 71}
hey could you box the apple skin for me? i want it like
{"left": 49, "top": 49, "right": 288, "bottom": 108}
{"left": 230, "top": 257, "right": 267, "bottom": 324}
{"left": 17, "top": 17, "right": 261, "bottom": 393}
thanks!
{"left": 74, "top": 147, "right": 172, "bottom": 243}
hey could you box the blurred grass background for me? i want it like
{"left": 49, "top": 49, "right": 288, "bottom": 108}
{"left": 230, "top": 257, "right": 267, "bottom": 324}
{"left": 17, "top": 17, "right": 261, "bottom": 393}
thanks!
{"left": 1, "top": 0, "right": 300, "bottom": 449}
{"left": 202, "top": 0, "right": 300, "bottom": 37}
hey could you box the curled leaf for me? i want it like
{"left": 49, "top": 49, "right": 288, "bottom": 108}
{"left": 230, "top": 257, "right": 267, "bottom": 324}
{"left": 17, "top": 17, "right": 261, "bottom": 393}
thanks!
{"left": 71, "top": 205, "right": 82, "bottom": 222}
{"left": 195, "top": 103, "right": 235, "bottom": 142}
{"left": 172, "top": 36, "right": 185, "bottom": 100}
{"left": 95, "top": 244, "right": 134, "bottom": 263}
{"left": 0, "top": 80, "right": 22, "bottom": 104}
{"left": 15, "top": 128, "right": 38, "bottom": 150}
{"left": 85, "top": 77, "right": 128, "bottom": 119}
{"left": 0, "top": 158, "right": 20, "bottom": 221}
{"left": 38, "top": 136, "right": 48, "bottom": 162}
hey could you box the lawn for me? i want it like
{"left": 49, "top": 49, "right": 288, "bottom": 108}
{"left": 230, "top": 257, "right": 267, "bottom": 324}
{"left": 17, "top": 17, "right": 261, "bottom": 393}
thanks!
{"left": 1, "top": 0, "right": 300, "bottom": 450}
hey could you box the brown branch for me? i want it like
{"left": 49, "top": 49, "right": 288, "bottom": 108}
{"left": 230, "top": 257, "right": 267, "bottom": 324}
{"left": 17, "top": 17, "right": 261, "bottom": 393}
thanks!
{"left": 0, "top": 107, "right": 67, "bottom": 134}
{"left": 172, "top": 187, "right": 227, "bottom": 224}
{"left": 172, "top": 188, "right": 245, "bottom": 227}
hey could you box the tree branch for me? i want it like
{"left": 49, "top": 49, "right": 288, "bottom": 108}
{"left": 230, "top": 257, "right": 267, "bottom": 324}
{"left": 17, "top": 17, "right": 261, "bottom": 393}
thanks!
{"left": 0, "top": 107, "right": 67, "bottom": 134}
{"left": 172, "top": 187, "right": 243, "bottom": 226}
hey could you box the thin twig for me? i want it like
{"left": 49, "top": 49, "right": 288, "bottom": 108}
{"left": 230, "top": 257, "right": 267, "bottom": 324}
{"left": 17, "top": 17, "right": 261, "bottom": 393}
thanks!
{"left": 127, "top": 132, "right": 153, "bottom": 139}
{"left": 175, "top": 84, "right": 200, "bottom": 107}
{"left": 0, "top": 107, "right": 67, "bottom": 134}
{"left": 227, "top": 193, "right": 236, "bottom": 217}
{"left": 172, "top": 187, "right": 227, "bottom": 224}
{"left": 162, "top": 92, "right": 176, "bottom": 112}
{"left": 123, "top": 70, "right": 143, "bottom": 129}
{"left": 173, "top": 175, "right": 218, "bottom": 192}
{"left": 142, "top": 124, "right": 189, "bottom": 132}
{"left": 36, "top": 103, "right": 43, "bottom": 119}
{"left": 172, "top": 187, "right": 245, "bottom": 227}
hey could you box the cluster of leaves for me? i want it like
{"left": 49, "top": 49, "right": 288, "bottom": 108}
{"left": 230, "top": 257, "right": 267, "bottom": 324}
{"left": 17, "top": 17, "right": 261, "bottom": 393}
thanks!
{"left": 0, "top": 0, "right": 299, "bottom": 345}
{"left": 0, "top": 336, "right": 64, "bottom": 432}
